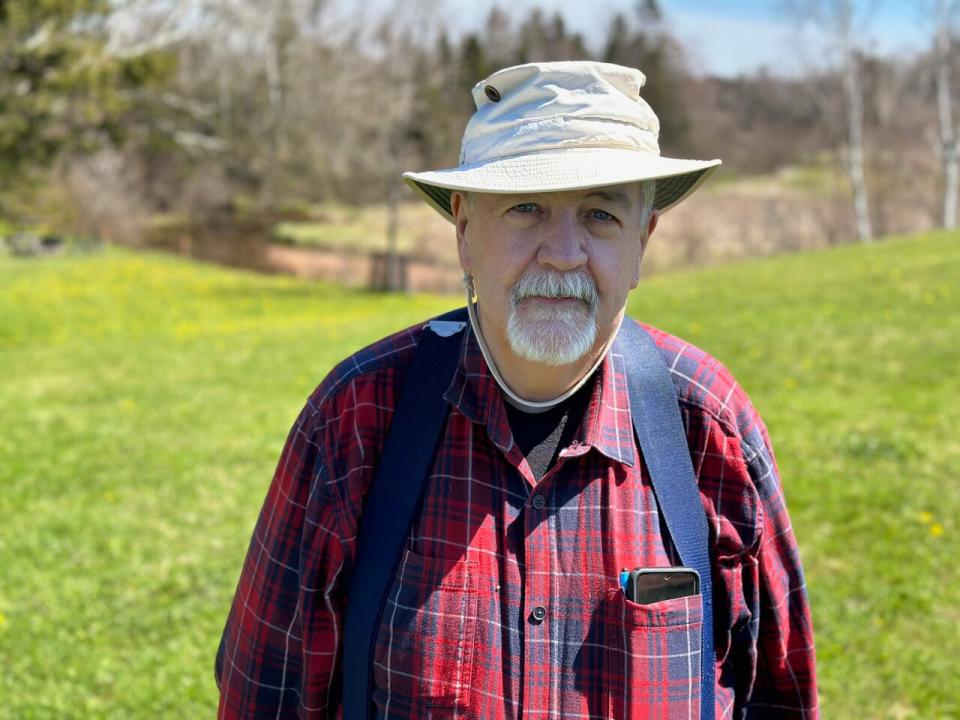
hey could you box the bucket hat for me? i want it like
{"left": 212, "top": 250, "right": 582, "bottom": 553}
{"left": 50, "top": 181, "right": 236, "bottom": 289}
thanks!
{"left": 403, "top": 61, "right": 721, "bottom": 221}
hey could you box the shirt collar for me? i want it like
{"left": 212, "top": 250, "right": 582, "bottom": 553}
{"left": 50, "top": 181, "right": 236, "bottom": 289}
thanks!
{"left": 443, "top": 325, "right": 637, "bottom": 467}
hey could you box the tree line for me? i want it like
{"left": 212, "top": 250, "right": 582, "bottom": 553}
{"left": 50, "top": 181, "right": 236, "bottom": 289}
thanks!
{"left": 1, "top": 0, "right": 958, "bottom": 258}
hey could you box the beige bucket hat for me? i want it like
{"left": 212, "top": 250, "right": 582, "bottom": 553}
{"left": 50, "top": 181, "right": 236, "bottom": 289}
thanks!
{"left": 403, "top": 61, "right": 721, "bottom": 221}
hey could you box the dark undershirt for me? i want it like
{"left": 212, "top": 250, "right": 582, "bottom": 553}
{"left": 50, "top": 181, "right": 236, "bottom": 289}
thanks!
{"left": 504, "top": 374, "right": 597, "bottom": 481}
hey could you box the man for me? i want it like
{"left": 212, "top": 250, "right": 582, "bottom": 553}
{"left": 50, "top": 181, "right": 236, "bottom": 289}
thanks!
{"left": 216, "top": 61, "right": 818, "bottom": 719}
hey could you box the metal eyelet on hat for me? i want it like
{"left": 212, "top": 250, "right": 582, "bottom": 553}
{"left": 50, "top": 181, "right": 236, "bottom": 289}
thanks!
{"left": 484, "top": 85, "right": 501, "bottom": 102}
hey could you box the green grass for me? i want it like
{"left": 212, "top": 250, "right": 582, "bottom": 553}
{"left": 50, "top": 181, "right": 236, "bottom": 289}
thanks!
{"left": 1, "top": 232, "right": 958, "bottom": 718}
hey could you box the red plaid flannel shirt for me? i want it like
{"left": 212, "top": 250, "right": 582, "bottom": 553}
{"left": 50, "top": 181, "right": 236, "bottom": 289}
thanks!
{"left": 216, "top": 317, "right": 818, "bottom": 719}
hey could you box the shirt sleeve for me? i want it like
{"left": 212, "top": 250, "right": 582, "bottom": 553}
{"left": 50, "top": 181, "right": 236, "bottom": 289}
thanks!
{"left": 705, "top": 397, "right": 818, "bottom": 719}
{"left": 739, "top": 426, "right": 818, "bottom": 718}
{"left": 215, "top": 397, "right": 349, "bottom": 719}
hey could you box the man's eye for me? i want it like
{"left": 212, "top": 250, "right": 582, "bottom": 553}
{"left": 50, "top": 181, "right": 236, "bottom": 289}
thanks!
{"left": 510, "top": 203, "right": 539, "bottom": 214}
{"left": 587, "top": 209, "right": 617, "bottom": 223}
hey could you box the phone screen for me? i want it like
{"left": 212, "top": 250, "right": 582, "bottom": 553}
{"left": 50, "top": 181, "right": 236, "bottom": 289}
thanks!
{"left": 626, "top": 568, "right": 700, "bottom": 604}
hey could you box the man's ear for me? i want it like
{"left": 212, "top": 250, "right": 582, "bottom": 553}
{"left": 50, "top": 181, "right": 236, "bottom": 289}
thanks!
{"left": 451, "top": 191, "right": 472, "bottom": 273}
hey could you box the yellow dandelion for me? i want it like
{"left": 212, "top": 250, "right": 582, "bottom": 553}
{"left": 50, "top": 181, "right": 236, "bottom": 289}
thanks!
{"left": 930, "top": 523, "right": 944, "bottom": 538}
{"left": 918, "top": 511, "right": 933, "bottom": 524}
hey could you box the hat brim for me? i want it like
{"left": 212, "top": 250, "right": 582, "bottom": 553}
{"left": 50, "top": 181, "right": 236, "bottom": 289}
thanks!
{"left": 403, "top": 147, "right": 721, "bottom": 222}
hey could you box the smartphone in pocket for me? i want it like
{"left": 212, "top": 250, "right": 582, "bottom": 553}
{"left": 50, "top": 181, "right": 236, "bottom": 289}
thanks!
{"left": 626, "top": 567, "right": 700, "bottom": 604}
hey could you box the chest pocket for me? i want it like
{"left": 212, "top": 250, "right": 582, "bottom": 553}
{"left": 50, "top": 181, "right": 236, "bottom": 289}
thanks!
{"left": 604, "top": 586, "right": 703, "bottom": 720}
{"left": 373, "top": 548, "right": 478, "bottom": 713}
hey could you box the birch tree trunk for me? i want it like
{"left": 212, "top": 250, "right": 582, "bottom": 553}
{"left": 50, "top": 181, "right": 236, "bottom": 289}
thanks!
{"left": 788, "top": 0, "right": 876, "bottom": 243}
{"left": 936, "top": 0, "right": 959, "bottom": 229}
{"left": 838, "top": 0, "right": 873, "bottom": 242}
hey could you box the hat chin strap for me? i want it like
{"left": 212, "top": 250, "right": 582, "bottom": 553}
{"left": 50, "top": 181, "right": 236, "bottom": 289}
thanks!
{"left": 463, "top": 273, "right": 617, "bottom": 415}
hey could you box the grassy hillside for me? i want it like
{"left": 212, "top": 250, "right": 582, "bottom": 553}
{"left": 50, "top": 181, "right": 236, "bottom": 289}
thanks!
{"left": 1, "top": 232, "right": 957, "bottom": 718}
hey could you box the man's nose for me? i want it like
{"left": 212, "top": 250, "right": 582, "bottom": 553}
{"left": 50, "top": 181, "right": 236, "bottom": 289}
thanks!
{"left": 535, "top": 211, "right": 588, "bottom": 271}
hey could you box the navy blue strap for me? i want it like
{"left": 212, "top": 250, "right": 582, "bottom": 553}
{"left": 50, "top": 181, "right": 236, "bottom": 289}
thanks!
{"left": 341, "top": 307, "right": 467, "bottom": 720}
{"left": 617, "top": 319, "right": 715, "bottom": 720}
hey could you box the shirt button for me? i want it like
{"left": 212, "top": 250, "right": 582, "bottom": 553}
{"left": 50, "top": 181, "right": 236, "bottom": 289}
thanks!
{"left": 530, "top": 605, "right": 547, "bottom": 624}
{"left": 532, "top": 494, "right": 546, "bottom": 510}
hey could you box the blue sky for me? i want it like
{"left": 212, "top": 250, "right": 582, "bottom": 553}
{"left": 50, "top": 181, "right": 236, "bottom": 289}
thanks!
{"left": 450, "top": 0, "right": 934, "bottom": 77}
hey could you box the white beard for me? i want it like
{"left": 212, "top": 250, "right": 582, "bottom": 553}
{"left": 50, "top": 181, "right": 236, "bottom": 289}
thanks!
{"left": 506, "top": 270, "right": 599, "bottom": 366}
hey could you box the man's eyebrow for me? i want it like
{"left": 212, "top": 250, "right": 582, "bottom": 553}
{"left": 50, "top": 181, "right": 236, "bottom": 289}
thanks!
{"left": 585, "top": 190, "right": 633, "bottom": 209}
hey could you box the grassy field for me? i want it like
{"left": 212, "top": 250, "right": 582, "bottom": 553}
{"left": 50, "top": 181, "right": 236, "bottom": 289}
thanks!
{"left": 1, "top": 232, "right": 957, "bottom": 718}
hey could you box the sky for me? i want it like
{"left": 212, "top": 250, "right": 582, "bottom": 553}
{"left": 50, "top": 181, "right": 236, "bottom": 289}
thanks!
{"left": 448, "top": 0, "right": 935, "bottom": 77}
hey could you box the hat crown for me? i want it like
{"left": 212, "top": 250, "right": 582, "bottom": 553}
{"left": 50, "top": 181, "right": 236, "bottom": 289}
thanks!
{"left": 460, "top": 61, "right": 661, "bottom": 165}
{"left": 401, "top": 60, "right": 721, "bottom": 221}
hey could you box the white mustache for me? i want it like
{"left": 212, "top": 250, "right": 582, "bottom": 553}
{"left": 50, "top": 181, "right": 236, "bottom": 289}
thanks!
{"left": 511, "top": 270, "right": 599, "bottom": 311}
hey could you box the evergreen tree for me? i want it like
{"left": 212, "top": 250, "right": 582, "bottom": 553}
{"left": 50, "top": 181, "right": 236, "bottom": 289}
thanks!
{"left": 602, "top": 4, "right": 690, "bottom": 151}
{"left": 459, "top": 33, "right": 491, "bottom": 95}
{"left": 0, "top": 0, "right": 171, "bottom": 195}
